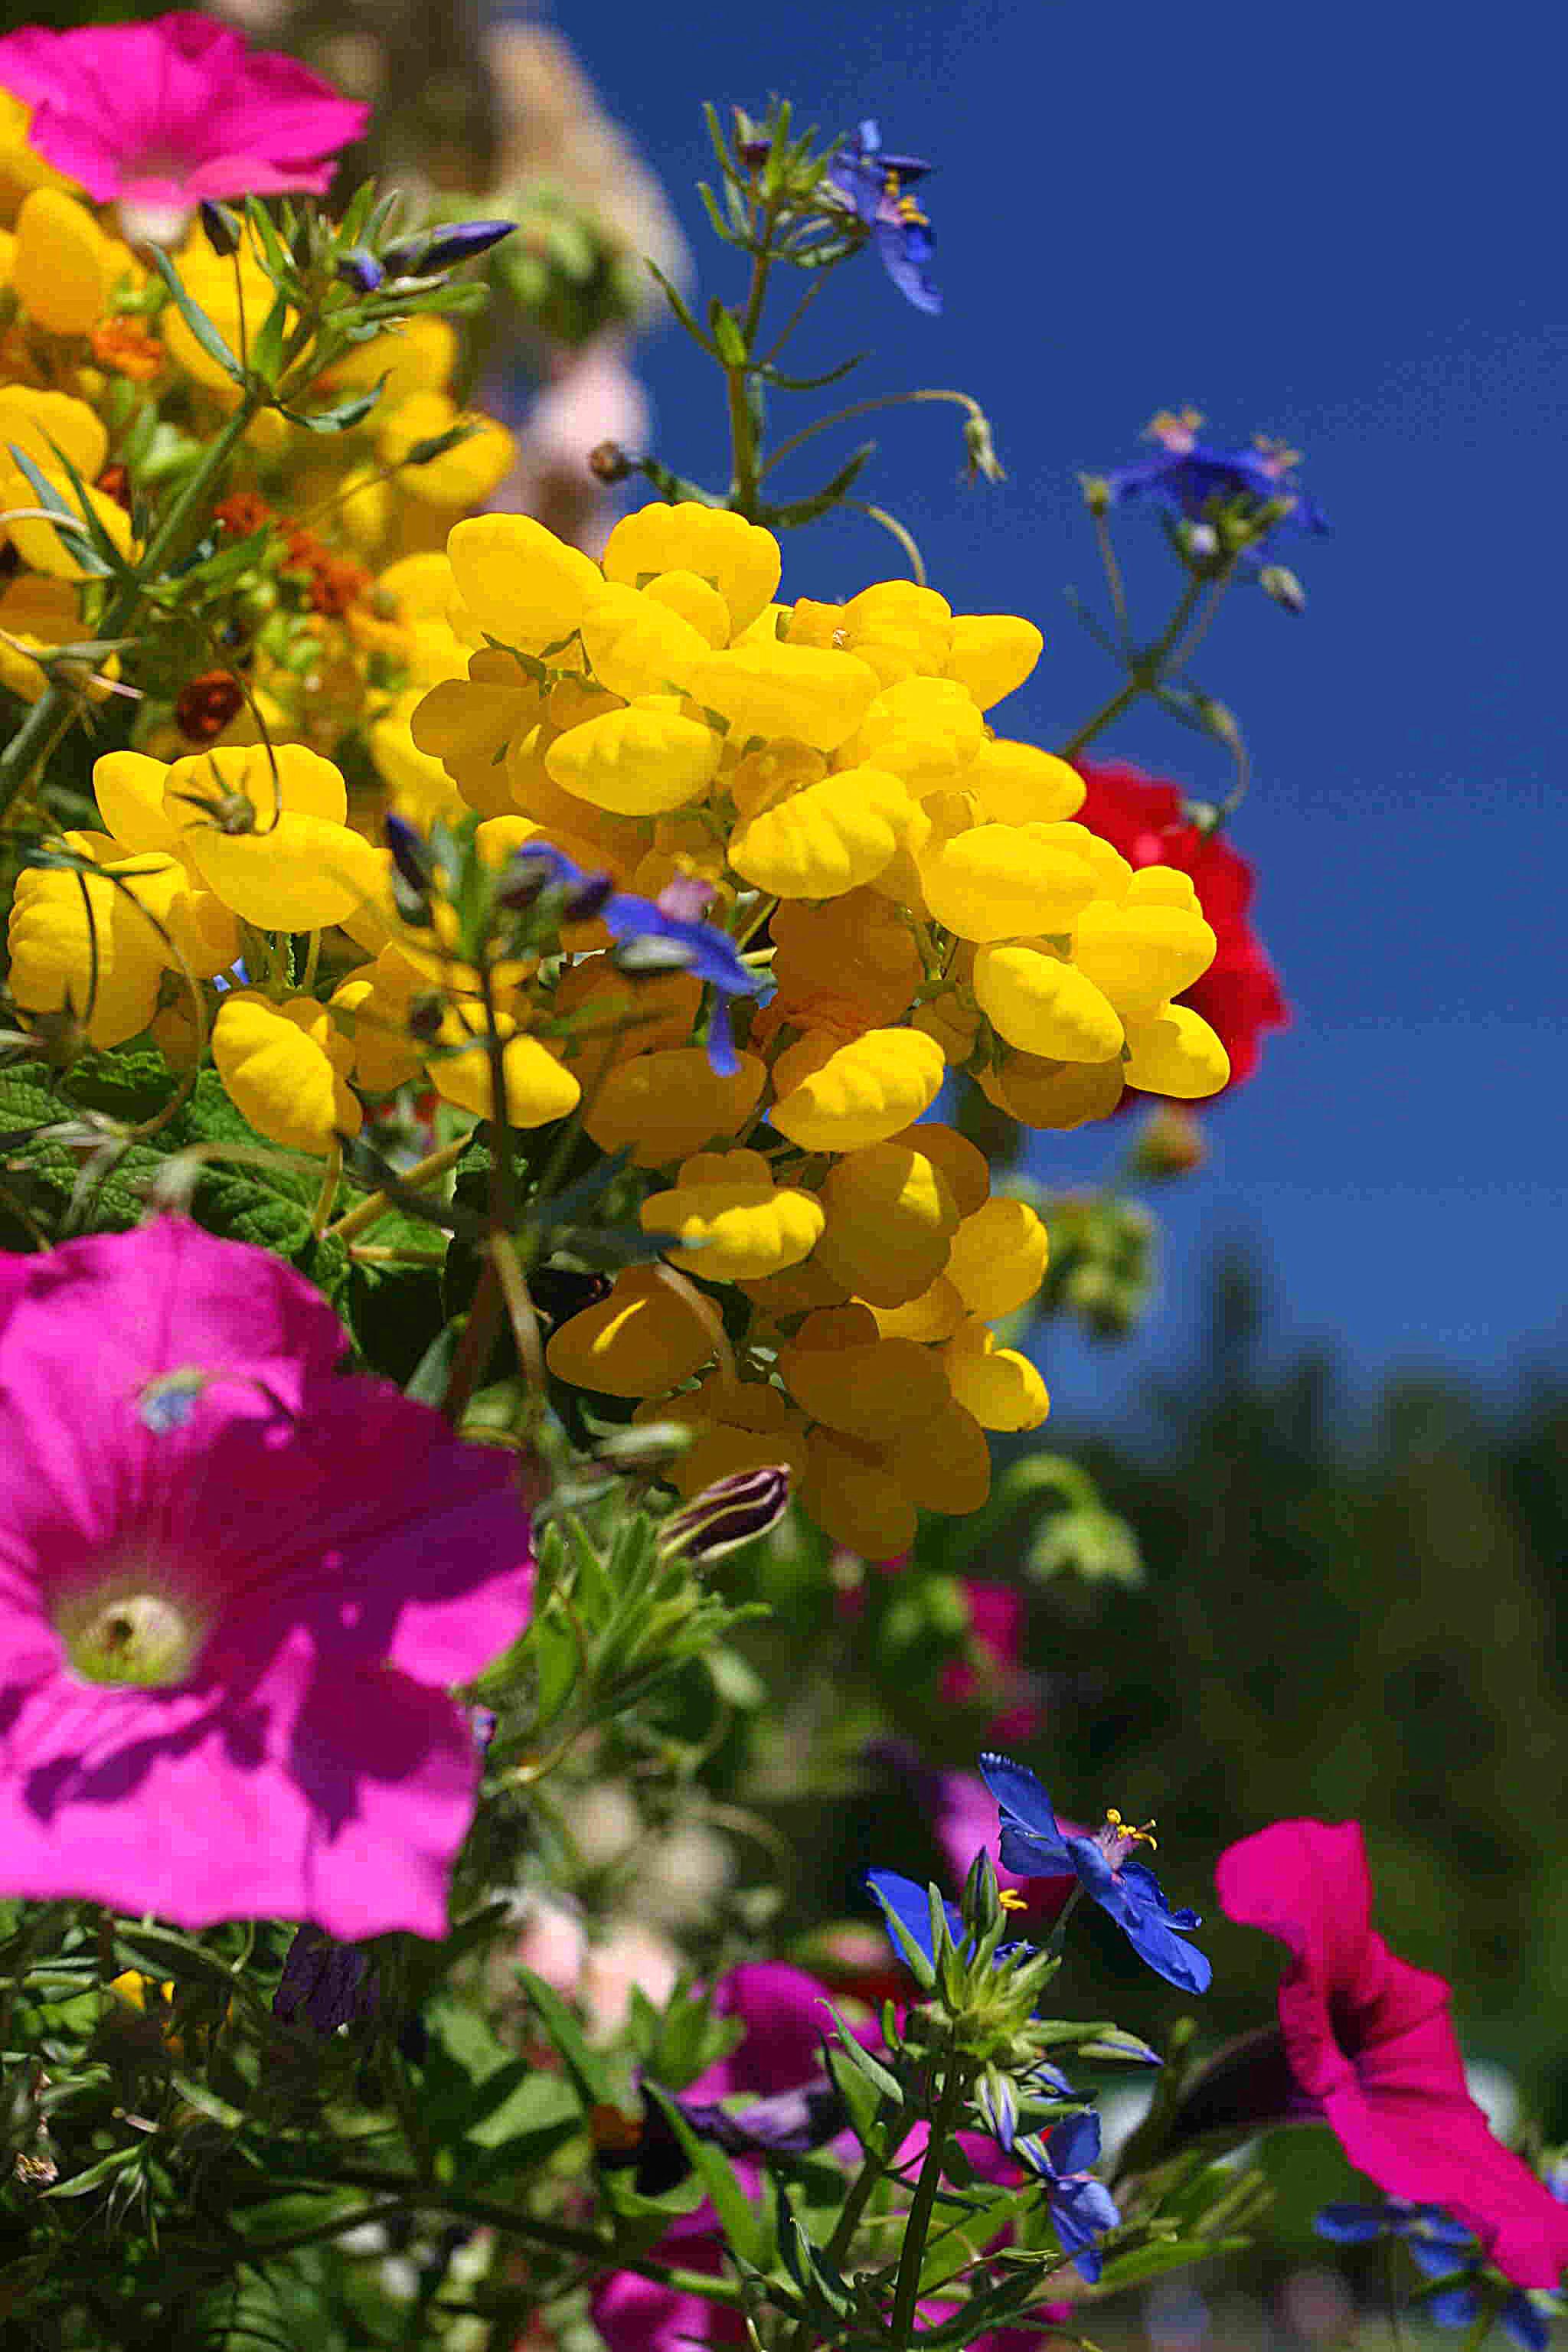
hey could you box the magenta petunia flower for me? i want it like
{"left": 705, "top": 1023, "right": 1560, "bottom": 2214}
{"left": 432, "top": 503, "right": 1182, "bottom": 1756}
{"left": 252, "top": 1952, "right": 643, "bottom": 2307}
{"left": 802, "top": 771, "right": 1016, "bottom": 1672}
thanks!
{"left": 0, "top": 1220, "right": 533, "bottom": 1942}
{"left": 0, "top": 11, "right": 368, "bottom": 208}
{"left": 1217, "top": 1819, "right": 1568, "bottom": 2291}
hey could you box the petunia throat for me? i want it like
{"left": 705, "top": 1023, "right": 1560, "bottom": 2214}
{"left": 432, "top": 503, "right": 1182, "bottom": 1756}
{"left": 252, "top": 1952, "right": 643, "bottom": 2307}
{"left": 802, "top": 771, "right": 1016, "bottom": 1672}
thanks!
{"left": 54, "top": 1563, "right": 211, "bottom": 1688}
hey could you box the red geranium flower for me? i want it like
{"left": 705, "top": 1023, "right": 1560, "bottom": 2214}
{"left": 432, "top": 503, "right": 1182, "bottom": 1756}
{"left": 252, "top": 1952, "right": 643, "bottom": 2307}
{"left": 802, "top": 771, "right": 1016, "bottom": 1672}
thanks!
{"left": 1217, "top": 1818, "right": 1568, "bottom": 2290}
{"left": 1073, "top": 758, "right": 1289, "bottom": 1093}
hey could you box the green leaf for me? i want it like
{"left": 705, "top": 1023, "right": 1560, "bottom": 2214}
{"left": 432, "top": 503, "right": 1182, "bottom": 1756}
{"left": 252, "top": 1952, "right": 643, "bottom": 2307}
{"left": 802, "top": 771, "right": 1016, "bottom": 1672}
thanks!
{"left": 756, "top": 351, "right": 867, "bottom": 393}
{"left": 1094, "top": 2236, "right": 1250, "bottom": 2291}
{"left": 248, "top": 289, "right": 290, "bottom": 387}
{"left": 761, "top": 440, "right": 877, "bottom": 529}
{"left": 5, "top": 446, "right": 114, "bottom": 577}
{"left": 145, "top": 244, "right": 245, "bottom": 384}
{"left": 646, "top": 2087, "right": 761, "bottom": 2268}
{"left": 776, "top": 2189, "right": 851, "bottom": 2318}
{"left": 279, "top": 381, "right": 387, "bottom": 434}
{"left": 519, "top": 1965, "right": 616, "bottom": 2107}
{"left": 112, "top": 1924, "right": 242, "bottom": 1991}
{"left": 824, "top": 2006, "right": 903, "bottom": 2105}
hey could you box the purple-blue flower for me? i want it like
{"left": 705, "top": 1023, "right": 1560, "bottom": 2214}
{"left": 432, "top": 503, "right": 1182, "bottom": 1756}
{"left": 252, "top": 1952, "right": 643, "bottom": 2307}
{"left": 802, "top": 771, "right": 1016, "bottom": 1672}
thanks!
{"left": 979, "top": 1753, "right": 1212, "bottom": 1995}
{"left": 1106, "top": 409, "right": 1328, "bottom": 558}
{"left": 1315, "top": 2202, "right": 1554, "bottom": 2352}
{"left": 825, "top": 119, "right": 941, "bottom": 315}
{"left": 501, "top": 844, "right": 768, "bottom": 1076}
{"left": 1015, "top": 2110, "right": 1122, "bottom": 2282}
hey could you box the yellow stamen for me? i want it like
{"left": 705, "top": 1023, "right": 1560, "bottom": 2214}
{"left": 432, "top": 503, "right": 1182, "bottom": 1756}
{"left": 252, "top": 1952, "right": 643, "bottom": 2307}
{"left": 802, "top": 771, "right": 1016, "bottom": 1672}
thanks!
{"left": 1106, "top": 1807, "right": 1158, "bottom": 1852}
{"left": 998, "top": 1888, "right": 1027, "bottom": 1913}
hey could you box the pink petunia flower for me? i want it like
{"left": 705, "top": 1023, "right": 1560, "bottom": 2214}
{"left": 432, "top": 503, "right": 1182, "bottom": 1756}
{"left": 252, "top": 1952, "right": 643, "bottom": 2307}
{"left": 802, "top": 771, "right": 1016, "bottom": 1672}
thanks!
{"left": 1216, "top": 1818, "right": 1568, "bottom": 2290}
{"left": 0, "top": 1220, "right": 533, "bottom": 1941}
{"left": 0, "top": 11, "right": 368, "bottom": 208}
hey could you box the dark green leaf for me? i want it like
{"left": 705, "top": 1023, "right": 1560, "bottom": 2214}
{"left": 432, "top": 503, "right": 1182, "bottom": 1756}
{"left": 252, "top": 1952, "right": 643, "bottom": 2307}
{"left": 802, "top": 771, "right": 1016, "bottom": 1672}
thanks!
{"left": 145, "top": 244, "right": 245, "bottom": 384}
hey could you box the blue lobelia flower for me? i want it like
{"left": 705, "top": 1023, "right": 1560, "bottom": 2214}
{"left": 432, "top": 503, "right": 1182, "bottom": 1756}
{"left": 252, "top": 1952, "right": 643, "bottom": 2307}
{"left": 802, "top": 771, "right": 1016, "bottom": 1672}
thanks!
{"left": 1315, "top": 2201, "right": 1556, "bottom": 2352}
{"left": 825, "top": 119, "right": 941, "bottom": 315}
{"left": 1105, "top": 408, "right": 1329, "bottom": 557}
{"left": 1015, "top": 2110, "right": 1122, "bottom": 2282}
{"left": 501, "top": 844, "right": 768, "bottom": 1076}
{"left": 978, "top": 1753, "right": 1212, "bottom": 1994}
{"left": 866, "top": 1867, "right": 966, "bottom": 1971}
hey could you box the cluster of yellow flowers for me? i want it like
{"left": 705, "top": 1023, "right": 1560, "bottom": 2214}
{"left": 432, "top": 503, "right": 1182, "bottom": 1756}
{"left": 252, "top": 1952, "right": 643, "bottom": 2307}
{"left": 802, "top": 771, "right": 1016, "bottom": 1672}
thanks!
{"left": 0, "top": 184, "right": 514, "bottom": 743}
{"left": 5, "top": 483, "right": 1233, "bottom": 1557}
{"left": 398, "top": 501, "right": 1230, "bottom": 1553}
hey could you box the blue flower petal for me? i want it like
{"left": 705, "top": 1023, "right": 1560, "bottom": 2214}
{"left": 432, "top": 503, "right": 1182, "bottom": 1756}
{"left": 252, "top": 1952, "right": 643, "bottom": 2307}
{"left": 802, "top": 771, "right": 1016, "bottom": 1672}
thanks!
{"left": 979, "top": 1753, "right": 1075, "bottom": 1875}
{"left": 867, "top": 1869, "right": 963, "bottom": 1970}
{"left": 1050, "top": 2174, "right": 1120, "bottom": 2280}
{"left": 873, "top": 215, "right": 941, "bottom": 314}
{"left": 1048, "top": 2110, "right": 1102, "bottom": 2176}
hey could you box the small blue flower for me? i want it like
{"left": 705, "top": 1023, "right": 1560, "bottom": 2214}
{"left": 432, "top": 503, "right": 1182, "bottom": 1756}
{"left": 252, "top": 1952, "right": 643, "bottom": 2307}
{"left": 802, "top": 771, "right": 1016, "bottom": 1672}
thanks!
{"left": 382, "top": 220, "right": 516, "bottom": 277}
{"left": 502, "top": 844, "right": 769, "bottom": 1076}
{"left": 1315, "top": 2202, "right": 1554, "bottom": 2352}
{"left": 825, "top": 119, "right": 941, "bottom": 315}
{"left": 979, "top": 1753, "right": 1212, "bottom": 1995}
{"left": 1016, "top": 2110, "right": 1122, "bottom": 2282}
{"left": 1106, "top": 409, "right": 1328, "bottom": 558}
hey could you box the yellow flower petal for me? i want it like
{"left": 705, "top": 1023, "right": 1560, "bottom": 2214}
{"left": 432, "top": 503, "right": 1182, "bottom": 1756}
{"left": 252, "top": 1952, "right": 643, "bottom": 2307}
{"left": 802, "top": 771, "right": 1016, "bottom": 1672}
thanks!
{"left": 446, "top": 512, "right": 602, "bottom": 650}
{"left": 545, "top": 1263, "right": 716, "bottom": 1396}
{"left": 583, "top": 1047, "right": 766, "bottom": 1167}
{"left": 212, "top": 993, "right": 361, "bottom": 1155}
{"left": 546, "top": 697, "right": 720, "bottom": 815}
{"left": 944, "top": 612, "right": 1043, "bottom": 709}
{"left": 728, "top": 766, "right": 922, "bottom": 898}
{"left": 943, "top": 1198, "right": 1050, "bottom": 1319}
{"left": 602, "top": 502, "right": 781, "bottom": 634}
{"left": 12, "top": 188, "right": 111, "bottom": 335}
{"left": 917, "top": 822, "right": 1099, "bottom": 942}
{"left": 688, "top": 642, "right": 880, "bottom": 753}
{"left": 1120, "top": 1003, "right": 1230, "bottom": 1098}
{"left": 769, "top": 1027, "right": 945, "bottom": 1152}
{"left": 972, "top": 945, "right": 1124, "bottom": 1061}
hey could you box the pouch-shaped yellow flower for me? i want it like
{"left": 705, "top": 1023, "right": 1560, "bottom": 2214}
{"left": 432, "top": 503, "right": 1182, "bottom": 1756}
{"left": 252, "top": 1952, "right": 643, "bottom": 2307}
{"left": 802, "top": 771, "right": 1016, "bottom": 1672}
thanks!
{"left": 768, "top": 1027, "right": 945, "bottom": 1152}
{"left": 943, "top": 1197, "right": 1050, "bottom": 1319}
{"left": 641, "top": 1148, "right": 825, "bottom": 1282}
{"left": 7, "top": 859, "right": 164, "bottom": 1047}
{"left": 1070, "top": 899, "right": 1217, "bottom": 1017}
{"left": 838, "top": 675, "right": 987, "bottom": 795}
{"left": 942, "top": 1318, "right": 1051, "bottom": 1431}
{"left": 799, "top": 1429, "right": 917, "bottom": 1561}
{"left": 797, "top": 580, "right": 953, "bottom": 687}
{"left": 163, "top": 746, "right": 382, "bottom": 931}
{"left": 426, "top": 1007, "right": 581, "bottom": 1125}
{"left": 729, "top": 766, "right": 923, "bottom": 898}
{"left": 1120, "top": 1003, "right": 1230, "bottom": 1097}
{"left": 582, "top": 1047, "right": 766, "bottom": 1166}
{"left": 329, "top": 952, "right": 429, "bottom": 1093}
{"left": 968, "top": 739, "right": 1086, "bottom": 826}
{"left": 778, "top": 1331, "right": 949, "bottom": 1442}
{"left": 579, "top": 580, "right": 713, "bottom": 699}
{"left": 545, "top": 1262, "right": 717, "bottom": 1396}
{"left": 916, "top": 823, "right": 1099, "bottom": 942}
{"left": 882, "top": 1119, "right": 990, "bottom": 1217}
{"left": 975, "top": 1050, "right": 1125, "bottom": 1129}
{"left": 687, "top": 642, "right": 880, "bottom": 753}
{"left": 865, "top": 1276, "right": 966, "bottom": 1342}
{"left": 972, "top": 944, "right": 1125, "bottom": 1062}
{"left": 769, "top": 891, "right": 922, "bottom": 1024}
{"left": 943, "top": 612, "right": 1044, "bottom": 709}
{"left": 446, "top": 512, "right": 603, "bottom": 651}
{"left": 212, "top": 994, "right": 361, "bottom": 1155}
{"left": 811, "top": 1139, "right": 959, "bottom": 1306}
{"left": 11, "top": 188, "right": 113, "bottom": 336}
{"left": 410, "top": 649, "right": 548, "bottom": 804}
{"left": 879, "top": 1396, "right": 993, "bottom": 1516}
{"left": 546, "top": 696, "right": 721, "bottom": 816}
{"left": 601, "top": 502, "right": 782, "bottom": 635}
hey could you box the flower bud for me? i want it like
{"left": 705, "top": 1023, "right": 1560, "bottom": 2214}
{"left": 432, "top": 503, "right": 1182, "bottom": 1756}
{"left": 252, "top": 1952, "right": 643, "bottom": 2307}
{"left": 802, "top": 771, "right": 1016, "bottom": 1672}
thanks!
{"left": 273, "top": 1924, "right": 380, "bottom": 2034}
{"left": 1129, "top": 1105, "right": 1207, "bottom": 1180}
{"left": 335, "top": 246, "right": 385, "bottom": 294}
{"left": 382, "top": 220, "right": 516, "bottom": 277}
{"left": 658, "top": 1463, "right": 792, "bottom": 1563}
{"left": 384, "top": 812, "right": 432, "bottom": 896}
{"left": 1078, "top": 473, "right": 1112, "bottom": 515}
{"left": 1259, "top": 562, "right": 1306, "bottom": 614}
{"left": 589, "top": 440, "right": 633, "bottom": 483}
{"left": 198, "top": 199, "right": 242, "bottom": 256}
{"left": 1182, "top": 520, "right": 1219, "bottom": 560}
{"left": 964, "top": 410, "right": 1006, "bottom": 485}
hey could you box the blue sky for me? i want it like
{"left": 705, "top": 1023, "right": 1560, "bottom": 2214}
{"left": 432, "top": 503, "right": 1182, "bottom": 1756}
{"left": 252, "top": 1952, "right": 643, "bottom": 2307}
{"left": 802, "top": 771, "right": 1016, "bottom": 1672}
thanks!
{"left": 557, "top": 0, "right": 1566, "bottom": 1416}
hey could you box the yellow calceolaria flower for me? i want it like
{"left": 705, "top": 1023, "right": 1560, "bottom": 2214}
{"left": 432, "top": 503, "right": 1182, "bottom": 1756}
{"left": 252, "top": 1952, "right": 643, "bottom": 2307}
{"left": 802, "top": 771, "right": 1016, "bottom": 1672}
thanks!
{"left": 640, "top": 1148, "right": 825, "bottom": 1282}
{"left": 212, "top": 993, "right": 361, "bottom": 1156}
{"left": 158, "top": 745, "right": 385, "bottom": 931}
{"left": 546, "top": 1263, "right": 717, "bottom": 1397}
{"left": 728, "top": 766, "right": 924, "bottom": 900}
{"left": 809, "top": 1139, "right": 959, "bottom": 1307}
{"left": 769, "top": 1027, "right": 946, "bottom": 1152}
{"left": 942, "top": 1317, "right": 1051, "bottom": 1432}
{"left": 600, "top": 501, "right": 781, "bottom": 636}
{"left": 10, "top": 188, "right": 114, "bottom": 337}
{"left": 426, "top": 1004, "right": 581, "bottom": 1127}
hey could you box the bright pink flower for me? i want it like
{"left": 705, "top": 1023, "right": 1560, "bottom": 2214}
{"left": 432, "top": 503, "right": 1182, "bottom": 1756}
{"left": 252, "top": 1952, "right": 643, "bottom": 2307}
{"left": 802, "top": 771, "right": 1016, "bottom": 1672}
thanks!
{"left": 1073, "top": 758, "right": 1289, "bottom": 1092}
{"left": 0, "top": 11, "right": 368, "bottom": 207}
{"left": 1217, "top": 1819, "right": 1568, "bottom": 2290}
{"left": 0, "top": 1220, "right": 533, "bottom": 1941}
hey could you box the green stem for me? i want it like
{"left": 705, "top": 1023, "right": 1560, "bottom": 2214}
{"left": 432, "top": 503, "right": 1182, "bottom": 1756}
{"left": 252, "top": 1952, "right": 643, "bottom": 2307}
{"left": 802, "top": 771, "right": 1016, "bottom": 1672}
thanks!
{"left": 1056, "top": 575, "right": 1204, "bottom": 762}
{"left": 268, "top": 2167, "right": 746, "bottom": 2305}
{"left": 760, "top": 387, "right": 986, "bottom": 485}
{"left": 889, "top": 2043, "right": 966, "bottom": 2349}
{"left": 0, "top": 392, "right": 262, "bottom": 825}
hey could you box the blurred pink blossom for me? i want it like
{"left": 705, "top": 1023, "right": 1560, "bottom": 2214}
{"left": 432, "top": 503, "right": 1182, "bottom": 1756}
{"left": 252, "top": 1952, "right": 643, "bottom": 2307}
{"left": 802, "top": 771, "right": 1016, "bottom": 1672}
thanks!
{"left": 0, "top": 11, "right": 368, "bottom": 207}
